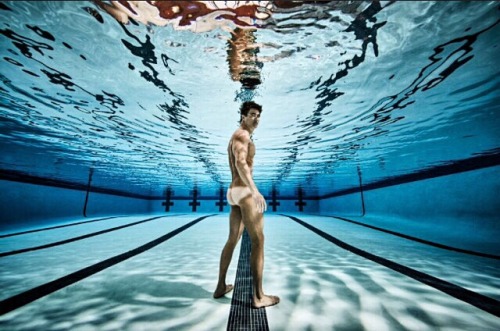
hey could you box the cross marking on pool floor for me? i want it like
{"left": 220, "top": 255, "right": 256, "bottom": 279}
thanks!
{"left": 295, "top": 187, "right": 306, "bottom": 212}
{"left": 189, "top": 188, "right": 200, "bottom": 212}
{"left": 162, "top": 188, "right": 174, "bottom": 212}
{"left": 268, "top": 188, "right": 280, "bottom": 212}
{"left": 216, "top": 187, "right": 227, "bottom": 212}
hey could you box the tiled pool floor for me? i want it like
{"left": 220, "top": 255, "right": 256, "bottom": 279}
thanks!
{"left": 0, "top": 214, "right": 498, "bottom": 330}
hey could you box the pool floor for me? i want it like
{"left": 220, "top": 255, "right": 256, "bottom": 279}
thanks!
{"left": 0, "top": 214, "right": 498, "bottom": 330}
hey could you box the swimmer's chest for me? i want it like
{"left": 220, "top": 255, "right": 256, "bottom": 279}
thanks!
{"left": 248, "top": 140, "right": 256, "bottom": 159}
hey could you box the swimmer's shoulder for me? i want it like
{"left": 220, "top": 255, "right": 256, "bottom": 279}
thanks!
{"left": 232, "top": 129, "right": 251, "bottom": 144}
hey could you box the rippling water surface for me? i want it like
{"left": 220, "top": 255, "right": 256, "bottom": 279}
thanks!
{"left": 0, "top": 1, "right": 498, "bottom": 197}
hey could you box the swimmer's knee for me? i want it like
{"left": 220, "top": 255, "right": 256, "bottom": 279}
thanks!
{"left": 249, "top": 232, "right": 264, "bottom": 247}
{"left": 227, "top": 232, "right": 240, "bottom": 246}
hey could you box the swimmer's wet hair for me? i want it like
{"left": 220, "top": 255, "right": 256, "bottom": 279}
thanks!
{"left": 240, "top": 101, "right": 262, "bottom": 122}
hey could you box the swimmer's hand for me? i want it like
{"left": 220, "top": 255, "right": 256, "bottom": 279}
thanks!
{"left": 252, "top": 191, "right": 267, "bottom": 214}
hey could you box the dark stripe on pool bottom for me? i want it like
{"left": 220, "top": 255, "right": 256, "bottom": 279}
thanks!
{"left": 227, "top": 230, "right": 269, "bottom": 331}
{"left": 282, "top": 214, "right": 500, "bottom": 318}
{"left": 0, "top": 215, "right": 213, "bottom": 316}
{"left": 0, "top": 216, "right": 119, "bottom": 239}
{"left": 328, "top": 215, "right": 500, "bottom": 260}
{"left": 0, "top": 215, "right": 180, "bottom": 258}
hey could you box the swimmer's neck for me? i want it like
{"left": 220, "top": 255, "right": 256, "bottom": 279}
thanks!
{"left": 240, "top": 122, "right": 255, "bottom": 135}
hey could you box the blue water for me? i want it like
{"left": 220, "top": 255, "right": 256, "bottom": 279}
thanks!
{"left": 0, "top": 2, "right": 499, "bottom": 330}
{"left": 0, "top": 1, "right": 498, "bottom": 198}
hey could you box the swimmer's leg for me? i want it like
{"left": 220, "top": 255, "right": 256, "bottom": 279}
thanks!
{"left": 214, "top": 205, "right": 244, "bottom": 298}
{"left": 238, "top": 195, "right": 280, "bottom": 308}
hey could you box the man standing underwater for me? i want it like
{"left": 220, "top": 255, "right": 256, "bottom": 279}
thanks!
{"left": 214, "top": 101, "right": 279, "bottom": 308}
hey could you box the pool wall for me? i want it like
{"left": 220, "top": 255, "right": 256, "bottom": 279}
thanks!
{"left": 0, "top": 178, "right": 321, "bottom": 231}
{"left": 0, "top": 180, "right": 150, "bottom": 231}
{"left": 1, "top": 180, "right": 87, "bottom": 228}
{"left": 1, "top": 165, "right": 499, "bottom": 250}
{"left": 319, "top": 166, "right": 500, "bottom": 252}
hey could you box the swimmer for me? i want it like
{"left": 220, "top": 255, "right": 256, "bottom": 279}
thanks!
{"left": 213, "top": 101, "right": 279, "bottom": 309}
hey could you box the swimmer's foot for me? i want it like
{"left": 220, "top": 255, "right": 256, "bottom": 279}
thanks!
{"left": 252, "top": 295, "right": 280, "bottom": 309}
{"left": 213, "top": 284, "right": 234, "bottom": 298}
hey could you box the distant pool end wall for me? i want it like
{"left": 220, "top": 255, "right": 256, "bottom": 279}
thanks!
{"left": 1, "top": 162, "right": 498, "bottom": 246}
{"left": 0, "top": 177, "right": 320, "bottom": 232}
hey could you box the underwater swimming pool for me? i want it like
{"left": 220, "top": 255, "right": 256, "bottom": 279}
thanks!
{"left": 0, "top": 1, "right": 499, "bottom": 330}
{"left": 1, "top": 1, "right": 498, "bottom": 198}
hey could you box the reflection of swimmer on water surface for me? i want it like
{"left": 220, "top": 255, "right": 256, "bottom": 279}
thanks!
{"left": 225, "top": 27, "right": 307, "bottom": 90}
{"left": 95, "top": 1, "right": 325, "bottom": 89}
{"left": 226, "top": 28, "right": 263, "bottom": 90}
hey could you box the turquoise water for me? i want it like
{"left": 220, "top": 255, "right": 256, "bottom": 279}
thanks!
{"left": 0, "top": 3, "right": 499, "bottom": 328}
{"left": 1, "top": 1, "right": 498, "bottom": 198}
{"left": 0, "top": 0, "right": 500, "bottom": 331}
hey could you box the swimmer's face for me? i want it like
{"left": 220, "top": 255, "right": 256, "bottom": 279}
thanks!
{"left": 243, "top": 108, "right": 261, "bottom": 128}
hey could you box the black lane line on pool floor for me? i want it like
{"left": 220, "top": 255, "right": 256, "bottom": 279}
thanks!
{"left": 227, "top": 230, "right": 269, "bottom": 331}
{"left": 282, "top": 215, "right": 500, "bottom": 318}
{"left": 0, "top": 216, "right": 120, "bottom": 239}
{"left": 0, "top": 215, "right": 214, "bottom": 316}
{"left": 327, "top": 215, "right": 500, "bottom": 260}
{"left": 0, "top": 215, "right": 184, "bottom": 258}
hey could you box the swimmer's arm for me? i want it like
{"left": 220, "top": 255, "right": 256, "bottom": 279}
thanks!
{"left": 227, "top": 144, "right": 233, "bottom": 171}
{"left": 233, "top": 135, "right": 258, "bottom": 194}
